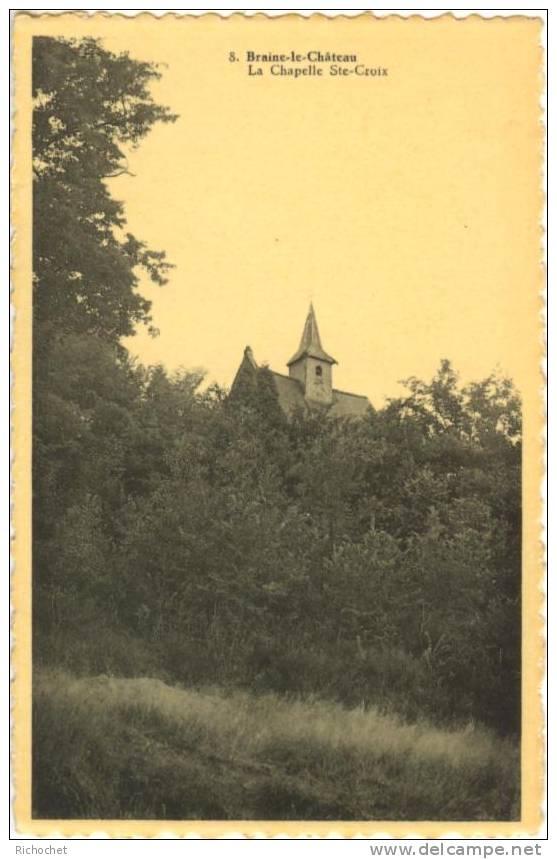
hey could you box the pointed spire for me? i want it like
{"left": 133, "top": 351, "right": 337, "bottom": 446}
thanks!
{"left": 287, "top": 304, "right": 337, "bottom": 366}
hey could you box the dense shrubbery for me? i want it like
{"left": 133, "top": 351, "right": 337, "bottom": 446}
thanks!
{"left": 34, "top": 334, "right": 522, "bottom": 734}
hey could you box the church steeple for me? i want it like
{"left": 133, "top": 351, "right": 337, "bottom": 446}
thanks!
{"left": 287, "top": 304, "right": 336, "bottom": 406}
{"left": 287, "top": 303, "right": 337, "bottom": 367}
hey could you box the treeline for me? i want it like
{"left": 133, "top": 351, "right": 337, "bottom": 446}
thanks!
{"left": 34, "top": 334, "right": 522, "bottom": 734}
{"left": 32, "top": 36, "right": 522, "bottom": 737}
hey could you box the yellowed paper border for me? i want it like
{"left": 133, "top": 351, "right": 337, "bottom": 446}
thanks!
{"left": 11, "top": 10, "right": 546, "bottom": 838}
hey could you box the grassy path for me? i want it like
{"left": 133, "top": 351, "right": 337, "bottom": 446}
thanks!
{"left": 32, "top": 671, "right": 519, "bottom": 821}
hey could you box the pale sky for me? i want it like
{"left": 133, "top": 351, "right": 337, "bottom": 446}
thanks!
{"left": 70, "top": 14, "right": 544, "bottom": 406}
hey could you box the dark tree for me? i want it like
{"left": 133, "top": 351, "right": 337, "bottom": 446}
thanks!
{"left": 32, "top": 37, "right": 178, "bottom": 659}
{"left": 33, "top": 36, "right": 177, "bottom": 343}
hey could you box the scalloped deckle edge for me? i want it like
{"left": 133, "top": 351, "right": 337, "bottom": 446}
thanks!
{"left": 10, "top": 8, "right": 546, "bottom": 839}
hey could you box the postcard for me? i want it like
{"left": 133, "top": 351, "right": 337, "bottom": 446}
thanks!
{"left": 11, "top": 10, "right": 545, "bottom": 837}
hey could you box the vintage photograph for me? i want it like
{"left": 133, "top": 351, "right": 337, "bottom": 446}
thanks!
{"left": 12, "top": 11, "right": 544, "bottom": 834}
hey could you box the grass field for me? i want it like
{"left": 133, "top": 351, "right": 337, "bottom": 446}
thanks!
{"left": 32, "top": 670, "right": 519, "bottom": 821}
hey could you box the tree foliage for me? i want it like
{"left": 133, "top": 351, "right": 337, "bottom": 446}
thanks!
{"left": 35, "top": 345, "right": 522, "bottom": 733}
{"left": 33, "top": 36, "right": 177, "bottom": 342}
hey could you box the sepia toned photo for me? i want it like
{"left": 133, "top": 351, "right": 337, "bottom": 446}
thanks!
{"left": 11, "top": 11, "right": 545, "bottom": 837}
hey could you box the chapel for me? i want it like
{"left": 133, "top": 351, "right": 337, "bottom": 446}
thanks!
{"left": 231, "top": 304, "right": 371, "bottom": 418}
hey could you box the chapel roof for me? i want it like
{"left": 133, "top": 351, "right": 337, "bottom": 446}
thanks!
{"left": 269, "top": 371, "right": 371, "bottom": 419}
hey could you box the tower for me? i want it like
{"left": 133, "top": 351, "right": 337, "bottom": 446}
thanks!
{"left": 287, "top": 304, "right": 337, "bottom": 406}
